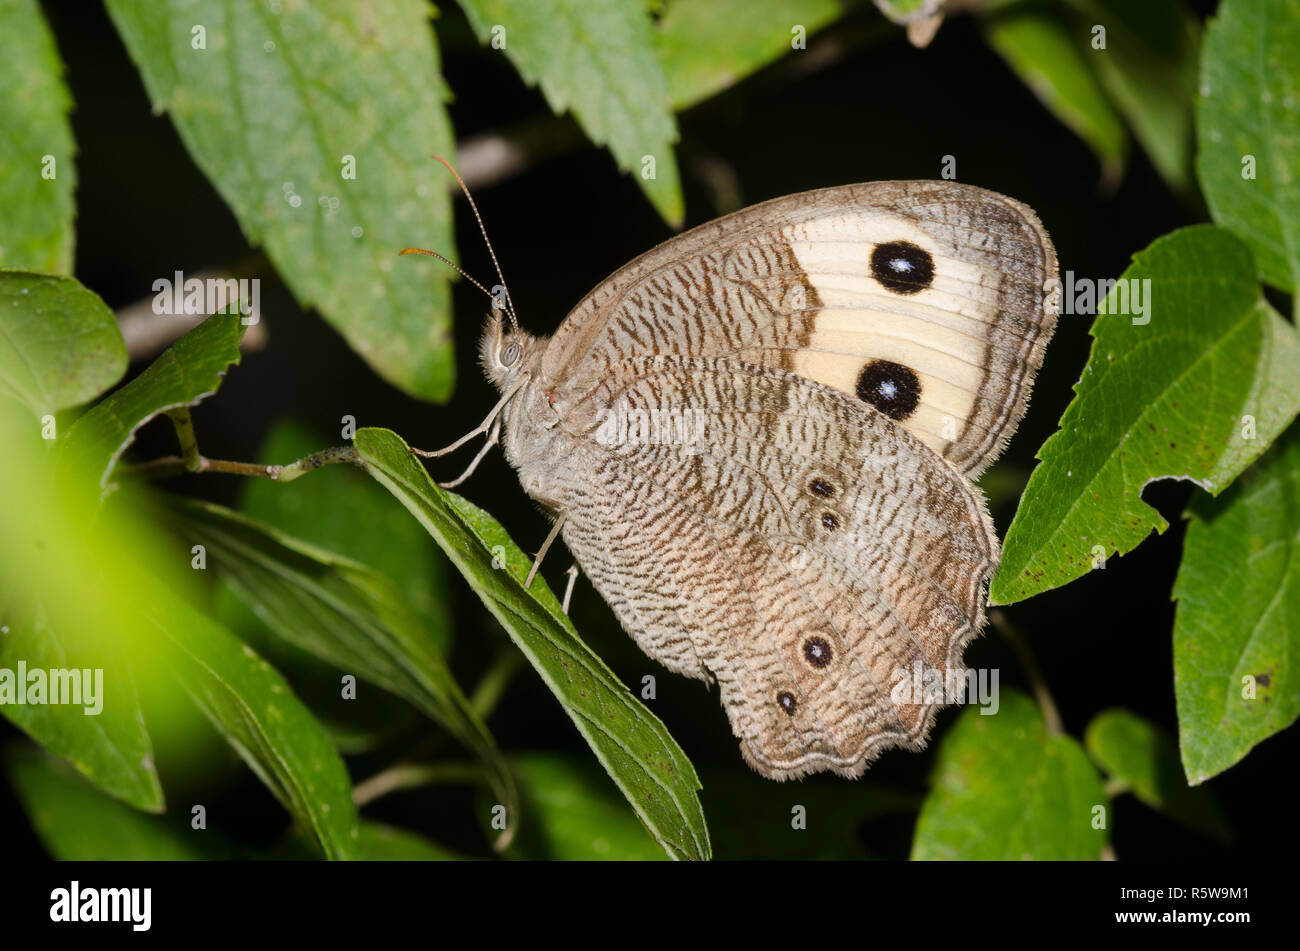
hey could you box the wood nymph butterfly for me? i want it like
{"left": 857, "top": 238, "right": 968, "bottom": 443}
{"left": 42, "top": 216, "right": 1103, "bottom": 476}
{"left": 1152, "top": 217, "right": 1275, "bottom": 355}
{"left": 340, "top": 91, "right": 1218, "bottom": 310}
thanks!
{"left": 414, "top": 177, "right": 1058, "bottom": 780}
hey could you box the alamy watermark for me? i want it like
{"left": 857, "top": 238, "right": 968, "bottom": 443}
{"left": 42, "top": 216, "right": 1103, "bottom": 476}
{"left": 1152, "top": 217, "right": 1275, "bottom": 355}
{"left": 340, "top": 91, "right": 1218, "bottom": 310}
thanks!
{"left": 890, "top": 661, "right": 999, "bottom": 714}
{"left": 1044, "top": 271, "right": 1152, "bottom": 325}
{"left": 595, "top": 402, "right": 706, "bottom": 453}
{"left": 151, "top": 270, "right": 260, "bottom": 325}
{"left": 0, "top": 663, "right": 103, "bottom": 715}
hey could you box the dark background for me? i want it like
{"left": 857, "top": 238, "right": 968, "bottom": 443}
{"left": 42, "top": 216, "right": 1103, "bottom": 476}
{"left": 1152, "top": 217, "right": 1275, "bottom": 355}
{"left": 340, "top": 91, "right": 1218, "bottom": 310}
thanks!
{"left": 7, "top": 0, "right": 1293, "bottom": 861}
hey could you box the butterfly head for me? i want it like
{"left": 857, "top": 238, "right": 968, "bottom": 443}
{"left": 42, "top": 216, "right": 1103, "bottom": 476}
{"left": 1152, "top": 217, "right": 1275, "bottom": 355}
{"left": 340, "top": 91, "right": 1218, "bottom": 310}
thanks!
{"left": 479, "top": 310, "right": 541, "bottom": 390}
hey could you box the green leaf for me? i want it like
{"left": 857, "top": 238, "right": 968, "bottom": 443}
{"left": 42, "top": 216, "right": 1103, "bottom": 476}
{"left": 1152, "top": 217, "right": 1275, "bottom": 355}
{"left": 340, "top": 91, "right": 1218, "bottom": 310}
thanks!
{"left": 1196, "top": 0, "right": 1300, "bottom": 292}
{"left": 0, "top": 0, "right": 76, "bottom": 273}
{"left": 163, "top": 496, "right": 517, "bottom": 843}
{"left": 6, "top": 745, "right": 233, "bottom": 860}
{"left": 0, "top": 398, "right": 163, "bottom": 813}
{"left": 656, "top": 0, "right": 853, "bottom": 110}
{"left": 0, "top": 270, "right": 126, "bottom": 416}
{"left": 356, "top": 821, "right": 465, "bottom": 860}
{"left": 1084, "top": 708, "right": 1231, "bottom": 841}
{"left": 485, "top": 753, "right": 668, "bottom": 860}
{"left": 873, "top": 0, "right": 943, "bottom": 24}
{"left": 240, "top": 421, "right": 453, "bottom": 653}
{"left": 1065, "top": 0, "right": 1200, "bottom": 192}
{"left": 62, "top": 313, "right": 243, "bottom": 496}
{"left": 352, "top": 426, "right": 711, "bottom": 860}
{"left": 912, "top": 690, "right": 1108, "bottom": 860}
{"left": 1173, "top": 425, "right": 1300, "bottom": 784}
{"left": 457, "top": 0, "right": 683, "bottom": 226}
{"left": 104, "top": 0, "right": 457, "bottom": 400}
{"left": 147, "top": 587, "right": 360, "bottom": 860}
{"left": 983, "top": 4, "right": 1127, "bottom": 181}
{"left": 994, "top": 226, "right": 1300, "bottom": 604}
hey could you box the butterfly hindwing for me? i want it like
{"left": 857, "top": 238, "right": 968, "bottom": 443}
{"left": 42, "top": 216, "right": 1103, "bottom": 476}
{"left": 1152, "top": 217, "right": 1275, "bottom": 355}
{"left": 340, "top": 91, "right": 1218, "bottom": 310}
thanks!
{"left": 554, "top": 356, "right": 998, "bottom": 779}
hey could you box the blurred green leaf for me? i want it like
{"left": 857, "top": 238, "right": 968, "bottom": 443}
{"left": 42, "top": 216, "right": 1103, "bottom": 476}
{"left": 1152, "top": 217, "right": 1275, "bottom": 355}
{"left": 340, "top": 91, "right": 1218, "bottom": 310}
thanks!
{"left": 62, "top": 313, "right": 244, "bottom": 497}
{"left": 356, "top": 821, "right": 466, "bottom": 860}
{"left": 353, "top": 426, "right": 711, "bottom": 860}
{"left": 457, "top": 0, "right": 683, "bottom": 226}
{"left": 656, "top": 0, "right": 852, "bottom": 109}
{"left": 164, "top": 496, "right": 516, "bottom": 843}
{"left": 1084, "top": 708, "right": 1231, "bottom": 841}
{"left": 1196, "top": 0, "right": 1300, "bottom": 292}
{"left": 0, "top": 359, "right": 161, "bottom": 814}
{"left": 0, "top": 0, "right": 76, "bottom": 273}
{"left": 0, "top": 270, "right": 126, "bottom": 417}
{"left": 6, "top": 745, "right": 233, "bottom": 860}
{"left": 984, "top": 3, "right": 1126, "bottom": 182}
{"left": 104, "top": 0, "right": 457, "bottom": 400}
{"left": 148, "top": 585, "right": 360, "bottom": 860}
{"left": 873, "top": 0, "right": 942, "bottom": 24}
{"left": 994, "top": 226, "right": 1300, "bottom": 604}
{"left": 1173, "top": 425, "right": 1300, "bottom": 784}
{"left": 241, "top": 421, "right": 453, "bottom": 653}
{"left": 483, "top": 753, "right": 668, "bottom": 860}
{"left": 1066, "top": 0, "right": 1199, "bottom": 192}
{"left": 912, "top": 690, "right": 1107, "bottom": 859}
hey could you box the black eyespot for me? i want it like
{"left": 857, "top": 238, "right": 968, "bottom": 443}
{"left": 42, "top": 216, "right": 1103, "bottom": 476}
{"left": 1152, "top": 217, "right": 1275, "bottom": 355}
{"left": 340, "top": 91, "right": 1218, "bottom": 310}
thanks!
{"left": 870, "top": 241, "right": 934, "bottom": 294}
{"left": 809, "top": 478, "right": 835, "bottom": 498}
{"left": 777, "top": 691, "right": 798, "bottom": 715}
{"left": 856, "top": 360, "right": 921, "bottom": 421}
{"left": 821, "top": 512, "right": 840, "bottom": 531}
{"left": 803, "top": 636, "right": 833, "bottom": 669}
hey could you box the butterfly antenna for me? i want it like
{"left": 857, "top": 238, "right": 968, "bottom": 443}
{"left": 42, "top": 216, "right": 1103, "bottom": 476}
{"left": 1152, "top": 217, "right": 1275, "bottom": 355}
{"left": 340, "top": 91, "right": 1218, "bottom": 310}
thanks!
{"left": 398, "top": 247, "right": 499, "bottom": 306}
{"left": 432, "top": 154, "right": 519, "bottom": 331}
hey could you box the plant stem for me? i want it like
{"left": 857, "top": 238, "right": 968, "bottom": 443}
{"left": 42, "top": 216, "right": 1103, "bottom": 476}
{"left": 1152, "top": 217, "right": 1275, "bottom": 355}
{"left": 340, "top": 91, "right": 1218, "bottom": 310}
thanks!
{"left": 121, "top": 445, "right": 360, "bottom": 482}
{"left": 352, "top": 761, "right": 486, "bottom": 807}
{"left": 989, "top": 609, "right": 1064, "bottom": 735}
{"left": 470, "top": 649, "right": 523, "bottom": 720}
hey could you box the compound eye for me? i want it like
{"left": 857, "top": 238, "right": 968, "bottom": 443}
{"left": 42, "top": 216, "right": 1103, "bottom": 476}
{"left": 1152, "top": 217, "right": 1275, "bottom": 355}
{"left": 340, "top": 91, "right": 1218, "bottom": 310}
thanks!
{"left": 501, "top": 343, "right": 520, "bottom": 367}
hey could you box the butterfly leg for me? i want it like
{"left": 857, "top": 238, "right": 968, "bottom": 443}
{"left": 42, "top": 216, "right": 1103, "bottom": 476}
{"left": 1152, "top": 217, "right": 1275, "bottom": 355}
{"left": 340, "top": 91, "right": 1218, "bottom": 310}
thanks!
{"left": 410, "top": 380, "right": 521, "bottom": 459}
{"left": 561, "top": 562, "right": 580, "bottom": 614}
{"left": 525, "top": 512, "right": 567, "bottom": 590}
{"left": 438, "top": 416, "right": 500, "bottom": 489}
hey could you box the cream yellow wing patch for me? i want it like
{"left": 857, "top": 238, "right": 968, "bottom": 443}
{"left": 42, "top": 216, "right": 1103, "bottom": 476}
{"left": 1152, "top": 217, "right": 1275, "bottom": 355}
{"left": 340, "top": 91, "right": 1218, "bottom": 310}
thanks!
{"left": 784, "top": 212, "right": 1005, "bottom": 459}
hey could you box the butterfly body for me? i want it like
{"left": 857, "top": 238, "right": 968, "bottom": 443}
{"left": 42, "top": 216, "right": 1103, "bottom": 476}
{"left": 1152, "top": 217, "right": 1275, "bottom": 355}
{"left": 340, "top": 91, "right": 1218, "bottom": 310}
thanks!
{"left": 479, "top": 181, "right": 1057, "bottom": 779}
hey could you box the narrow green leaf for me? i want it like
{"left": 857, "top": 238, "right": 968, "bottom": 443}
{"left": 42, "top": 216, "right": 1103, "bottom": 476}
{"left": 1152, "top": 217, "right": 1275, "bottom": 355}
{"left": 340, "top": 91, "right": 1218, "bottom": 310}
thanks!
{"left": 994, "top": 226, "right": 1300, "bottom": 604}
{"left": 1196, "top": 0, "right": 1300, "bottom": 292}
{"left": 353, "top": 426, "right": 711, "bottom": 861}
{"left": 240, "top": 421, "right": 453, "bottom": 653}
{"left": 1084, "top": 708, "right": 1231, "bottom": 841}
{"left": 457, "top": 0, "right": 683, "bottom": 226}
{"left": 912, "top": 691, "right": 1108, "bottom": 860}
{"left": 104, "top": 0, "right": 457, "bottom": 399}
{"left": 0, "top": 0, "right": 76, "bottom": 273}
{"left": 1173, "top": 425, "right": 1300, "bottom": 784}
{"left": 62, "top": 313, "right": 243, "bottom": 495}
{"left": 656, "top": 0, "right": 853, "bottom": 110}
{"left": 0, "top": 270, "right": 126, "bottom": 416}
{"left": 482, "top": 754, "right": 668, "bottom": 860}
{"left": 6, "top": 745, "right": 233, "bottom": 860}
{"left": 983, "top": 5, "right": 1127, "bottom": 180}
{"left": 873, "top": 0, "right": 943, "bottom": 24}
{"left": 147, "top": 587, "right": 360, "bottom": 860}
{"left": 1066, "top": 0, "right": 1200, "bottom": 192}
{"left": 163, "top": 496, "right": 517, "bottom": 841}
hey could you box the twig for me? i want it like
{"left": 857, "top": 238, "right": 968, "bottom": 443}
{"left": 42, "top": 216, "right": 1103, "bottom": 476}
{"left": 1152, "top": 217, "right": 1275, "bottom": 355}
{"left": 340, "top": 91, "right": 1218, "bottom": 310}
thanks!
{"left": 352, "top": 761, "right": 486, "bottom": 807}
{"left": 120, "top": 445, "right": 360, "bottom": 483}
{"left": 989, "top": 609, "right": 1064, "bottom": 735}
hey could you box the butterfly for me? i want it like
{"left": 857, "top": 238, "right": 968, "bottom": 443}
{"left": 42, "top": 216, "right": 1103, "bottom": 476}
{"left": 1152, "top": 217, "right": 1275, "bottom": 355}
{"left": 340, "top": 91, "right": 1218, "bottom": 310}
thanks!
{"left": 411, "top": 175, "right": 1058, "bottom": 780}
